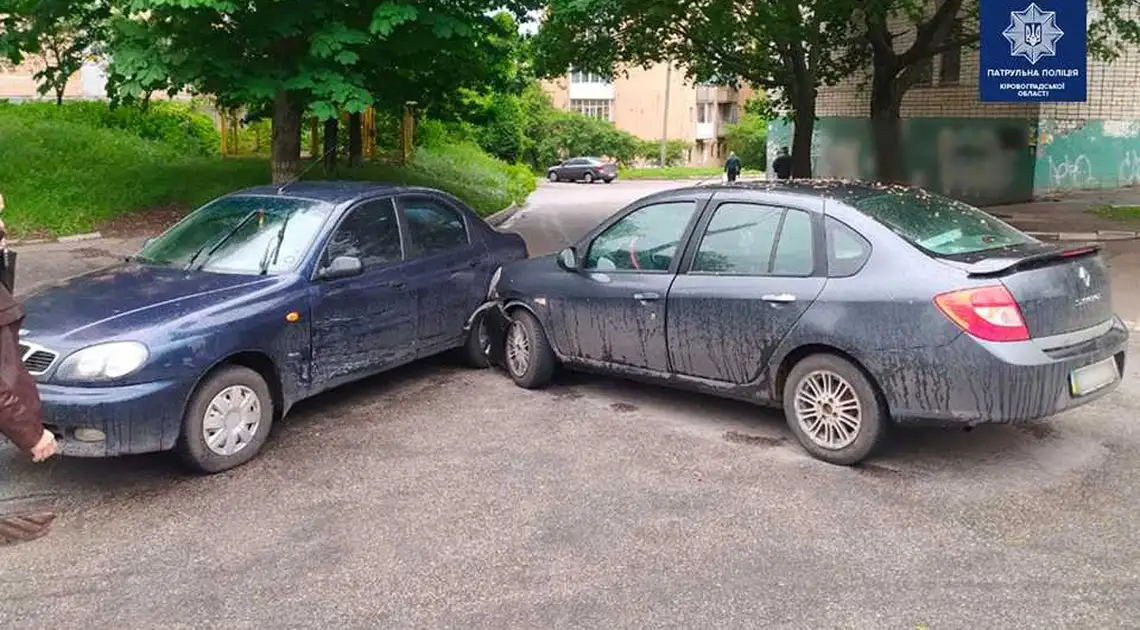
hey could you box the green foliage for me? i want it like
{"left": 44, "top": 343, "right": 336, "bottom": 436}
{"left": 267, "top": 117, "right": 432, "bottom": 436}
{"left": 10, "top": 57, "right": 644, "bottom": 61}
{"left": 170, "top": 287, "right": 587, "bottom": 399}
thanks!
{"left": 0, "top": 116, "right": 264, "bottom": 236}
{"left": 723, "top": 107, "right": 768, "bottom": 171}
{"left": 0, "top": 0, "right": 110, "bottom": 103}
{"left": 634, "top": 139, "right": 690, "bottom": 167}
{"left": 0, "top": 99, "right": 220, "bottom": 156}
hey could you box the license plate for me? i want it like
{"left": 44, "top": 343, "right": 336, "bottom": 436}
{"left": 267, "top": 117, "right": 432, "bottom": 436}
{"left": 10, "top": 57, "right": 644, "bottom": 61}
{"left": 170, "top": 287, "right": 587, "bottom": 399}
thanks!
{"left": 1069, "top": 357, "right": 1119, "bottom": 397}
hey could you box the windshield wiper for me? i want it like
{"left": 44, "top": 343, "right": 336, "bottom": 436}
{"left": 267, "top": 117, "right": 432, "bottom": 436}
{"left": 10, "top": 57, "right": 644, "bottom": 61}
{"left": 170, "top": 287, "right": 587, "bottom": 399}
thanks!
{"left": 184, "top": 209, "right": 263, "bottom": 271}
{"left": 258, "top": 212, "right": 292, "bottom": 275}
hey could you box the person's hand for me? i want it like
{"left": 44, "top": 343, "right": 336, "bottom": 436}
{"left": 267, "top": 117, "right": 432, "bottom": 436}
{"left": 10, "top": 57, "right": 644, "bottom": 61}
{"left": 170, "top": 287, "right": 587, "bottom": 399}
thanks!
{"left": 30, "top": 429, "right": 57, "bottom": 462}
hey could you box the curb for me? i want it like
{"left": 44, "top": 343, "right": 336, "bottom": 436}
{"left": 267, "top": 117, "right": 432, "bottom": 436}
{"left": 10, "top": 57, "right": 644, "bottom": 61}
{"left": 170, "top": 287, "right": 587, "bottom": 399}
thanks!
{"left": 9, "top": 231, "right": 102, "bottom": 247}
{"left": 1026, "top": 230, "right": 1140, "bottom": 242}
{"left": 486, "top": 203, "right": 521, "bottom": 228}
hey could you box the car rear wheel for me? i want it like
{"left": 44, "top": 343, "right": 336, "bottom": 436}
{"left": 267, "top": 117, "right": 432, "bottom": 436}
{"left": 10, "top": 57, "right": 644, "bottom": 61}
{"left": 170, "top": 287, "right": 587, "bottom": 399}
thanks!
{"left": 583, "top": 172, "right": 594, "bottom": 184}
{"left": 505, "top": 309, "right": 556, "bottom": 389}
{"left": 782, "top": 354, "right": 886, "bottom": 466}
{"left": 604, "top": 177, "right": 614, "bottom": 184}
{"left": 548, "top": 171, "right": 559, "bottom": 182}
{"left": 176, "top": 365, "right": 274, "bottom": 474}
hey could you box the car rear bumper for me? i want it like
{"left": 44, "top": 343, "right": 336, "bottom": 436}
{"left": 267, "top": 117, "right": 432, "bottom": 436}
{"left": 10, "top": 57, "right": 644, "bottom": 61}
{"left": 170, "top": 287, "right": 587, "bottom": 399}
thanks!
{"left": 37, "top": 379, "right": 190, "bottom": 457}
{"left": 865, "top": 319, "right": 1130, "bottom": 426}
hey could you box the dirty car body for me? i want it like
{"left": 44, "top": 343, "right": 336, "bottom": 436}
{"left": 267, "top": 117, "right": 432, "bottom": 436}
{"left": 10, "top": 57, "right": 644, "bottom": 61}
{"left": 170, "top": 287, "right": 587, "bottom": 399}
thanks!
{"left": 481, "top": 181, "right": 1128, "bottom": 465}
{"left": 16, "top": 182, "right": 526, "bottom": 472}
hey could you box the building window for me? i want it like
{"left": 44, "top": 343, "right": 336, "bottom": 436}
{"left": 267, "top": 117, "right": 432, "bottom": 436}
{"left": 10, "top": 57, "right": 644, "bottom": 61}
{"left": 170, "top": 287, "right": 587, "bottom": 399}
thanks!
{"left": 914, "top": 57, "right": 933, "bottom": 87}
{"left": 570, "top": 98, "right": 612, "bottom": 120}
{"left": 939, "top": 22, "right": 963, "bottom": 85}
{"left": 697, "top": 103, "right": 714, "bottom": 123}
{"left": 719, "top": 103, "right": 739, "bottom": 124}
{"left": 569, "top": 70, "right": 610, "bottom": 84}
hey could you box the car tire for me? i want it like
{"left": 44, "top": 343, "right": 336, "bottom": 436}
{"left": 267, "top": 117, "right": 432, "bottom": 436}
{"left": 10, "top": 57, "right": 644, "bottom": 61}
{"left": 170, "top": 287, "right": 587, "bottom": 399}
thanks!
{"left": 176, "top": 365, "right": 275, "bottom": 474}
{"left": 504, "top": 309, "right": 556, "bottom": 389}
{"left": 461, "top": 311, "right": 492, "bottom": 369}
{"left": 782, "top": 354, "right": 887, "bottom": 466}
{"left": 548, "top": 171, "right": 559, "bottom": 182}
{"left": 583, "top": 172, "right": 594, "bottom": 184}
{"left": 604, "top": 178, "right": 614, "bottom": 184}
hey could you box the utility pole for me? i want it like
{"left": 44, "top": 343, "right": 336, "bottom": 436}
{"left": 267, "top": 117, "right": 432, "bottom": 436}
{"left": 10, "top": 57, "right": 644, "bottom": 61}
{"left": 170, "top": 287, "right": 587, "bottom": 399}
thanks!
{"left": 659, "top": 61, "right": 672, "bottom": 167}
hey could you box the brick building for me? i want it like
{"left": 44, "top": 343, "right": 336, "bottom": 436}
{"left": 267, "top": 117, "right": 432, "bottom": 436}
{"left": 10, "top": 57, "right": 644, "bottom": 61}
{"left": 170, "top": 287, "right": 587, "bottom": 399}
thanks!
{"left": 542, "top": 64, "right": 755, "bottom": 166}
{"left": 0, "top": 57, "right": 109, "bottom": 101}
{"left": 768, "top": 8, "right": 1140, "bottom": 205}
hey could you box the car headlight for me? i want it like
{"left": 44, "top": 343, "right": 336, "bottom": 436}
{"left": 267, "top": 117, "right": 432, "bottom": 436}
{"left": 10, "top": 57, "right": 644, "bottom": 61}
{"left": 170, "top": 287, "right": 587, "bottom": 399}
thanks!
{"left": 56, "top": 341, "right": 149, "bottom": 382}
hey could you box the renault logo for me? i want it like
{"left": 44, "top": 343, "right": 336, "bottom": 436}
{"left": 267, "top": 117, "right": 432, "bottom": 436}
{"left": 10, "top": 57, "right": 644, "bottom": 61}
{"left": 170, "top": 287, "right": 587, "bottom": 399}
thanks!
{"left": 1077, "top": 266, "right": 1091, "bottom": 288}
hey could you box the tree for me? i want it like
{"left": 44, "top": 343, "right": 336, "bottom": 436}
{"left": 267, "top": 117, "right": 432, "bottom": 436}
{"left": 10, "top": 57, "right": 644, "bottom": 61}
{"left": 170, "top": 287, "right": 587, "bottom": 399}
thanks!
{"left": 533, "top": 0, "right": 863, "bottom": 178}
{"left": 723, "top": 98, "right": 768, "bottom": 171}
{"left": 0, "top": 0, "right": 109, "bottom": 105}
{"left": 105, "top": 1, "right": 540, "bottom": 183}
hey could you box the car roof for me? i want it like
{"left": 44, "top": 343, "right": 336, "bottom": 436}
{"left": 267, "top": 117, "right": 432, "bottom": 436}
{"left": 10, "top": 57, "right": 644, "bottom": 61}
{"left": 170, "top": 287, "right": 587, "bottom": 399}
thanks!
{"left": 230, "top": 180, "right": 437, "bottom": 205}
{"left": 659, "top": 179, "right": 924, "bottom": 205}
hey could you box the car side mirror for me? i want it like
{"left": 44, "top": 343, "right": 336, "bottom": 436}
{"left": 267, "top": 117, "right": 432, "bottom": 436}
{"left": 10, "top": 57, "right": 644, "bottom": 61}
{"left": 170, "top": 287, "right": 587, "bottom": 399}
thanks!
{"left": 556, "top": 247, "right": 579, "bottom": 272}
{"left": 318, "top": 255, "right": 363, "bottom": 281}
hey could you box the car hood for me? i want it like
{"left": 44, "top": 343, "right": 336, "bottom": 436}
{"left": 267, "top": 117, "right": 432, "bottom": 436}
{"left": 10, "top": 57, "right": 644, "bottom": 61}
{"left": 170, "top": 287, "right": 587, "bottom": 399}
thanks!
{"left": 20, "top": 263, "right": 282, "bottom": 344}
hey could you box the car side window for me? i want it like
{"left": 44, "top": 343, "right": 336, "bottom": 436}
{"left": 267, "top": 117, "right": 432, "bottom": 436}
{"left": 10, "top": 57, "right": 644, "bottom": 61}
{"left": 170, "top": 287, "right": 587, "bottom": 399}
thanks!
{"left": 771, "top": 209, "right": 815, "bottom": 276}
{"left": 399, "top": 197, "right": 469, "bottom": 257}
{"left": 584, "top": 201, "right": 696, "bottom": 272}
{"left": 325, "top": 199, "right": 403, "bottom": 270}
{"left": 691, "top": 203, "right": 784, "bottom": 275}
{"left": 825, "top": 216, "right": 871, "bottom": 277}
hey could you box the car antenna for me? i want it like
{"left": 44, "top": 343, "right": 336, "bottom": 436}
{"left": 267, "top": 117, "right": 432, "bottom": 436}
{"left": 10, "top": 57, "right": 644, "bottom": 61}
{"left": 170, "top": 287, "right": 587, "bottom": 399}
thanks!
{"left": 276, "top": 145, "right": 339, "bottom": 195}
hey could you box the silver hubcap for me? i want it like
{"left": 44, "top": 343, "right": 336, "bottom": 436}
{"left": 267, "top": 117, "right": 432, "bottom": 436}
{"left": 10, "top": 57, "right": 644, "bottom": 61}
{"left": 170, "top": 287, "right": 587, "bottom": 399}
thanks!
{"left": 203, "top": 385, "right": 262, "bottom": 456}
{"left": 794, "top": 370, "right": 862, "bottom": 450}
{"left": 506, "top": 322, "right": 531, "bottom": 377}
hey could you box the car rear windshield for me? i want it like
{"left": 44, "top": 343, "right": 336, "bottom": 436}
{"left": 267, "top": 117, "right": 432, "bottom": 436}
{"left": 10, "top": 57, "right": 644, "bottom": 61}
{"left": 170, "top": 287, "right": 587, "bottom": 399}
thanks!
{"left": 851, "top": 190, "right": 1034, "bottom": 256}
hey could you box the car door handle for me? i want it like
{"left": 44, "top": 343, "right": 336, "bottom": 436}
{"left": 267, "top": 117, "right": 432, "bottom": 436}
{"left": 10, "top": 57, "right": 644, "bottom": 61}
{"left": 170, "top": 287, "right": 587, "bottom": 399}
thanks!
{"left": 761, "top": 293, "right": 796, "bottom": 303}
{"left": 633, "top": 292, "right": 661, "bottom": 302}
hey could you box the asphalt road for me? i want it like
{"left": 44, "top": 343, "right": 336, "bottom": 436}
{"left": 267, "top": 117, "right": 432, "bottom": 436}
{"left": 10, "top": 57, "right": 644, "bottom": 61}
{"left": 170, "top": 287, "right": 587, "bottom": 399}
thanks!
{"left": 3, "top": 180, "right": 1140, "bottom": 629}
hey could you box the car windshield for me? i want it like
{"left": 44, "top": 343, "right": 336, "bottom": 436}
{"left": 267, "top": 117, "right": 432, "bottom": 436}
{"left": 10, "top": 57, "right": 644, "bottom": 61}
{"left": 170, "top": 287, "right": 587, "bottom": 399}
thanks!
{"left": 851, "top": 190, "right": 1034, "bottom": 256}
{"left": 135, "top": 195, "right": 335, "bottom": 275}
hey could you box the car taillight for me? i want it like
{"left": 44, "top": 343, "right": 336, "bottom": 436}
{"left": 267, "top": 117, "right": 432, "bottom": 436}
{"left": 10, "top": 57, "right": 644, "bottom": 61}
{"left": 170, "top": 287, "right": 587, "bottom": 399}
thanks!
{"left": 933, "top": 285, "right": 1029, "bottom": 342}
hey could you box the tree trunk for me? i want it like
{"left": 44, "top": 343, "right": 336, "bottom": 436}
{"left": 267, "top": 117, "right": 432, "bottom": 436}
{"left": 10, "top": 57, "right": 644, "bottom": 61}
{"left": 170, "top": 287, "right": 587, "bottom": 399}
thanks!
{"left": 348, "top": 112, "right": 363, "bottom": 167}
{"left": 323, "top": 118, "right": 339, "bottom": 175}
{"left": 271, "top": 90, "right": 304, "bottom": 185}
{"left": 54, "top": 86, "right": 64, "bottom": 106}
{"left": 790, "top": 93, "right": 816, "bottom": 178}
{"left": 870, "top": 72, "right": 907, "bottom": 184}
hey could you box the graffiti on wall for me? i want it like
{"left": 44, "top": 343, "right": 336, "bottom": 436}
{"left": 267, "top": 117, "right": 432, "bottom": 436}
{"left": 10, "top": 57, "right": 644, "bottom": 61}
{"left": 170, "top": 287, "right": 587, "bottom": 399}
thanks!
{"left": 767, "top": 117, "right": 1034, "bottom": 205}
{"left": 1034, "top": 120, "right": 1140, "bottom": 192}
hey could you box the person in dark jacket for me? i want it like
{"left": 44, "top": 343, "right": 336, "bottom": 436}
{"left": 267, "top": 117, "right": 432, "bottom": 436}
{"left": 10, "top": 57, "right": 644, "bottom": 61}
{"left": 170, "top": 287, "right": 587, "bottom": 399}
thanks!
{"left": 0, "top": 198, "right": 56, "bottom": 462}
{"left": 724, "top": 151, "right": 742, "bottom": 183}
{"left": 772, "top": 147, "right": 793, "bottom": 180}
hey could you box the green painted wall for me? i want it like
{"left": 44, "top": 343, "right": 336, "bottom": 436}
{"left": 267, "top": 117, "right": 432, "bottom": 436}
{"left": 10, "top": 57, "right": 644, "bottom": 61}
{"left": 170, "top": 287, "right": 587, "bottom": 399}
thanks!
{"left": 768, "top": 117, "right": 1037, "bottom": 205}
{"left": 1033, "top": 120, "right": 1140, "bottom": 193}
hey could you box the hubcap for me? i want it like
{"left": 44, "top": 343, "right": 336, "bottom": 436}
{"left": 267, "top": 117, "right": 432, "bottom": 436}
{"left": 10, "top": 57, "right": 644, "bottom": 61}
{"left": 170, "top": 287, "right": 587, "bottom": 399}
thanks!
{"left": 793, "top": 370, "right": 862, "bottom": 450}
{"left": 202, "top": 385, "right": 262, "bottom": 456}
{"left": 506, "top": 322, "right": 531, "bottom": 377}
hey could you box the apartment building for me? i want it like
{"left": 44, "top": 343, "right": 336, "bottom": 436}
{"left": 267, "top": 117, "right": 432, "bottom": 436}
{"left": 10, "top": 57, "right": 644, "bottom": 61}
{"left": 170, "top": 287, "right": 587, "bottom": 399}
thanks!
{"left": 0, "top": 57, "right": 109, "bottom": 101}
{"left": 542, "top": 63, "right": 754, "bottom": 166}
{"left": 770, "top": 5, "right": 1140, "bottom": 205}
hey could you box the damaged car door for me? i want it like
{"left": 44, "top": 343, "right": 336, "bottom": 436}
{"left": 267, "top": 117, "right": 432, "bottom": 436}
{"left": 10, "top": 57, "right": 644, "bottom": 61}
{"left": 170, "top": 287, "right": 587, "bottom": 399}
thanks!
{"left": 309, "top": 197, "right": 415, "bottom": 389}
{"left": 548, "top": 199, "right": 702, "bottom": 370}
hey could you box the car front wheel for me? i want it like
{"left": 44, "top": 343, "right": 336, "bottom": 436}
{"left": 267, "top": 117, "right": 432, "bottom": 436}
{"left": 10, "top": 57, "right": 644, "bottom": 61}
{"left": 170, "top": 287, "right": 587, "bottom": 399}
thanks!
{"left": 504, "top": 309, "right": 556, "bottom": 389}
{"left": 782, "top": 354, "right": 887, "bottom": 466}
{"left": 583, "top": 172, "right": 594, "bottom": 184}
{"left": 176, "top": 365, "right": 274, "bottom": 474}
{"left": 548, "top": 171, "right": 559, "bottom": 182}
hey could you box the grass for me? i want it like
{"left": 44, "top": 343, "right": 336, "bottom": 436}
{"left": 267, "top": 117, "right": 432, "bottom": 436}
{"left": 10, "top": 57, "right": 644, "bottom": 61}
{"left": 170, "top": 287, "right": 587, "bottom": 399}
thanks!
{"left": 1090, "top": 204, "right": 1140, "bottom": 222}
{"left": 0, "top": 116, "right": 533, "bottom": 238}
{"left": 618, "top": 165, "right": 765, "bottom": 180}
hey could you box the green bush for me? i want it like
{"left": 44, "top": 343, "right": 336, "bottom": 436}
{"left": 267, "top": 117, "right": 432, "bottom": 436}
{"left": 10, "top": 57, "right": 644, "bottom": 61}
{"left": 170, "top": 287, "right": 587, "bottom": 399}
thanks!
{"left": 0, "top": 117, "right": 264, "bottom": 236}
{"left": 723, "top": 111, "right": 768, "bottom": 171}
{"left": 0, "top": 100, "right": 221, "bottom": 157}
{"left": 634, "top": 139, "right": 691, "bottom": 166}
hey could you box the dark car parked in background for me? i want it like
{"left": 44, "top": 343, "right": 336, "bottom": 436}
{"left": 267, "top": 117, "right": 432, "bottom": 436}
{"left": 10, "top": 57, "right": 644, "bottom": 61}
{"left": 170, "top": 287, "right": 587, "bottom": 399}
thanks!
{"left": 481, "top": 181, "right": 1128, "bottom": 465}
{"left": 17, "top": 182, "right": 527, "bottom": 473}
{"left": 547, "top": 157, "right": 618, "bottom": 184}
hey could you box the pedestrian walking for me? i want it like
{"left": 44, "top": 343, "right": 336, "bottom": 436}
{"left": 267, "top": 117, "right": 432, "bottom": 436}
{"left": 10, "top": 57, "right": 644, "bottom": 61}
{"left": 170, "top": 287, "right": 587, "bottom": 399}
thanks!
{"left": 0, "top": 192, "right": 56, "bottom": 463}
{"left": 772, "top": 146, "right": 793, "bottom": 180}
{"left": 724, "top": 151, "right": 742, "bottom": 183}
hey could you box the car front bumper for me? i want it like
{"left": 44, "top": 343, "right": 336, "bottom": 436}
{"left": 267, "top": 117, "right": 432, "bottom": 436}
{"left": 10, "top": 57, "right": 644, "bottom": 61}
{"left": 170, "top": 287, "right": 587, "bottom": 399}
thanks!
{"left": 37, "top": 379, "right": 191, "bottom": 457}
{"left": 866, "top": 320, "right": 1130, "bottom": 426}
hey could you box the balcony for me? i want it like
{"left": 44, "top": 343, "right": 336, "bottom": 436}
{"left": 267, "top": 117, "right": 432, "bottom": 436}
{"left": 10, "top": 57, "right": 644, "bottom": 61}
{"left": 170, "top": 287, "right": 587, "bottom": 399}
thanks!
{"left": 695, "top": 122, "right": 716, "bottom": 140}
{"left": 696, "top": 85, "right": 739, "bottom": 103}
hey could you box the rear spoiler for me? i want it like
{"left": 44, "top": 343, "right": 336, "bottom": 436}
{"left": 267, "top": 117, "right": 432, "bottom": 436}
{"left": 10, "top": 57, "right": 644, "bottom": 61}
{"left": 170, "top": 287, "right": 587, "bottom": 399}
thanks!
{"left": 963, "top": 243, "right": 1101, "bottom": 278}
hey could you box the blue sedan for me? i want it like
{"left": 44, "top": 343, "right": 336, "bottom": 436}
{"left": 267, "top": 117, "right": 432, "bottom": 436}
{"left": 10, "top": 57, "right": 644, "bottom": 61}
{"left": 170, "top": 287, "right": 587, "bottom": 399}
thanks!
{"left": 17, "top": 182, "right": 527, "bottom": 473}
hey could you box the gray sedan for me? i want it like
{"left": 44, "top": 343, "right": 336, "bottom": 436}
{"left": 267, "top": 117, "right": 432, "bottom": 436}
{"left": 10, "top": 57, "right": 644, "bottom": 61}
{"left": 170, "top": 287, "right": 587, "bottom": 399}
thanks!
{"left": 478, "top": 181, "right": 1129, "bottom": 465}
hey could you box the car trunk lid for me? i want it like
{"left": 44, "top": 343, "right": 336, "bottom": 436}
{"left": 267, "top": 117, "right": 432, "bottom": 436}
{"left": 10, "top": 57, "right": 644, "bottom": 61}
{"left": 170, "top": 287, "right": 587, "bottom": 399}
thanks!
{"left": 946, "top": 243, "right": 1114, "bottom": 338}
